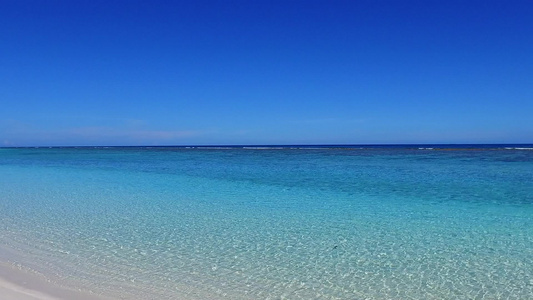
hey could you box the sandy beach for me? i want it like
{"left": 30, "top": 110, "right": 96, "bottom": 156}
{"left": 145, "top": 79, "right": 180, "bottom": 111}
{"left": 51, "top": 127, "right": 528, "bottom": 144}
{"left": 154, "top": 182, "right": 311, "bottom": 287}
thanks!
{"left": 0, "top": 278, "right": 59, "bottom": 300}
{"left": 0, "top": 263, "right": 106, "bottom": 300}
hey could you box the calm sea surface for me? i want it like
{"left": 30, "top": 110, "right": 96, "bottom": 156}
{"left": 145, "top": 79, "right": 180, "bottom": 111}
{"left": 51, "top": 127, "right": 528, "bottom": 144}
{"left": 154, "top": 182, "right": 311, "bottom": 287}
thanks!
{"left": 1, "top": 145, "right": 532, "bottom": 299}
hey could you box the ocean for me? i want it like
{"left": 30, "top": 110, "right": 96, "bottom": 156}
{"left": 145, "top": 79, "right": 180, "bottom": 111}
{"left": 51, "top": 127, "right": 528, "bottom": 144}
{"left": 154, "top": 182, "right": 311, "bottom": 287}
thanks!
{"left": 0, "top": 145, "right": 532, "bottom": 299}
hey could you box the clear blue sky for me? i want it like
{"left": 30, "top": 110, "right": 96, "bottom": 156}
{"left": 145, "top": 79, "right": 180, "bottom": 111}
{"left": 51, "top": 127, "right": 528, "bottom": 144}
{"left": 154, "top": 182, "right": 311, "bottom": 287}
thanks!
{"left": 1, "top": 0, "right": 532, "bottom": 146}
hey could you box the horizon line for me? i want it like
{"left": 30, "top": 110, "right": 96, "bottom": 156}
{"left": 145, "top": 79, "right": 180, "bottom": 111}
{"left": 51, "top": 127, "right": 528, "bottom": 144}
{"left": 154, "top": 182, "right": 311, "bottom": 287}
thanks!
{"left": 1, "top": 143, "right": 532, "bottom": 149}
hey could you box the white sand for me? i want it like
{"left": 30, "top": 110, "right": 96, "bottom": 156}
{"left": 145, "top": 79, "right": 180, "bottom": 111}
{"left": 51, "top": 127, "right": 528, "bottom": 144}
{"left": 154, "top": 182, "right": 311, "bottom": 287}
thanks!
{"left": 0, "top": 278, "right": 59, "bottom": 300}
{"left": 0, "top": 263, "right": 108, "bottom": 300}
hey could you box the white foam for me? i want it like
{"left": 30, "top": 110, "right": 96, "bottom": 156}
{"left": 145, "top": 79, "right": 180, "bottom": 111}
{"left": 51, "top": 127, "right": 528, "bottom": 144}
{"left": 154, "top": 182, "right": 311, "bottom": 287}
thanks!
{"left": 505, "top": 147, "right": 533, "bottom": 150}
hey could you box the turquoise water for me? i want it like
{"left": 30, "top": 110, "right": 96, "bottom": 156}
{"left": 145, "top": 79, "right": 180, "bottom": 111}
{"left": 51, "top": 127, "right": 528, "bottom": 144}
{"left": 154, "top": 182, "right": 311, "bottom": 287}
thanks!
{"left": 0, "top": 146, "right": 532, "bottom": 299}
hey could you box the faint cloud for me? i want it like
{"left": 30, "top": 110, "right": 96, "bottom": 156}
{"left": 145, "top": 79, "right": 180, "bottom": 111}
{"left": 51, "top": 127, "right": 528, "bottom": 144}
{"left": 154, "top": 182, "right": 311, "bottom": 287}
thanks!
{"left": 2, "top": 140, "right": 14, "bottom": 146}
{"left": 0, "top": 119, "right": 209, "bottom": 146}
{"left": 63, "top": 126, "right": 206, "bottom": 144}
{"left": 289, "top": 117, "right": 369, "bottom": 124}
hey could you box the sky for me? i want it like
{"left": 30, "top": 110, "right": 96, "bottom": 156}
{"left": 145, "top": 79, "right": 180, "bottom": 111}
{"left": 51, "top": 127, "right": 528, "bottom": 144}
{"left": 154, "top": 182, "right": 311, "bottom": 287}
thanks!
{"left": 1, "top": 0, "right": 532, "bottom": 146}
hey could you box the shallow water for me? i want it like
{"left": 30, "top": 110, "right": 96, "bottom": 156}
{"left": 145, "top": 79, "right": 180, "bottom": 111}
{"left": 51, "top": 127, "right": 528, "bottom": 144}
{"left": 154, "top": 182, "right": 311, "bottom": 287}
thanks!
{"left": 1, "top": 146, "right": 532, "bottom": 299}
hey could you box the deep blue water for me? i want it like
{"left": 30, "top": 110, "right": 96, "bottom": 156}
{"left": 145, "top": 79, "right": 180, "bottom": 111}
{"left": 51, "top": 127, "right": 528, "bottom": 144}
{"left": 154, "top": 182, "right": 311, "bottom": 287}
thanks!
{"left": 0, "top": 145, "right": 532, "bottom": 299}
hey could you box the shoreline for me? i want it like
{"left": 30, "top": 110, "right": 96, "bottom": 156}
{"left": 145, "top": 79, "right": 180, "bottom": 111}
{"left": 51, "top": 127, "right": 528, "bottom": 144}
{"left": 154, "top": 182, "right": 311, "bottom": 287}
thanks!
{"left": 0, "top": 262, "right": 108, "bottom": 300}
